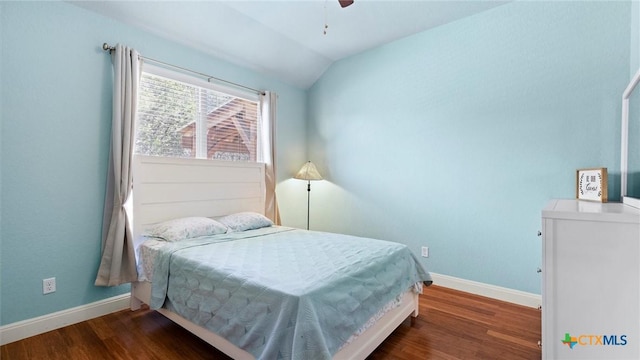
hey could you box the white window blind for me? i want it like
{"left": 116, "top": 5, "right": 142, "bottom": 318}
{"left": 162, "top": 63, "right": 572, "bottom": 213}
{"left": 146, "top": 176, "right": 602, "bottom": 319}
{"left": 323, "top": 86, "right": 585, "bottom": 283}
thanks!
{"left": 135, "top": 67, "right": 261, "bottom": 162}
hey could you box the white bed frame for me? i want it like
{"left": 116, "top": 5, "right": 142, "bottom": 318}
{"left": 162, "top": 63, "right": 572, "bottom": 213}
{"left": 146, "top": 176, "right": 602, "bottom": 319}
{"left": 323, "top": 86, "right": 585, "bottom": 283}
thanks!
{"left": 129, "top": 155, "right": 420, "bottom": 360}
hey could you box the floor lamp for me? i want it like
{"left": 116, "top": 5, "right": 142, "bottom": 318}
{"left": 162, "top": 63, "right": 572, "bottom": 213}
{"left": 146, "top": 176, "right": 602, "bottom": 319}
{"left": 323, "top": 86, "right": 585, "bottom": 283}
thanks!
{"left": 294, "top": 161, "right": 323, "bottom": 230}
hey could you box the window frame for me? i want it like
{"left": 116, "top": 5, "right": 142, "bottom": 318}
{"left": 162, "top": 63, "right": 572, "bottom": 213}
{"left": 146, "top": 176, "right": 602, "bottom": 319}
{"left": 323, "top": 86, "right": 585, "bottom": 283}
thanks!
{"left": 136, "top": 64, "right": 262, "bottom": 162}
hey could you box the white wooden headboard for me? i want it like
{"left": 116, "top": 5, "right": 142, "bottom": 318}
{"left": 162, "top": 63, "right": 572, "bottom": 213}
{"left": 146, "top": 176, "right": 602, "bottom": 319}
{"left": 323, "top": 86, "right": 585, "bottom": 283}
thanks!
{"left": 132, "top": 155, "right": 266, "bottom": 239}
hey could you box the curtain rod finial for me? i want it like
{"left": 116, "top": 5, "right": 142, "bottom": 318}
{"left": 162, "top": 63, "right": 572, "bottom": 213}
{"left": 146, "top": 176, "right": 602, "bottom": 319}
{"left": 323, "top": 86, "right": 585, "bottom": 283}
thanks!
{"left": 102, "top": 43, "right": 114, "bottom": 52}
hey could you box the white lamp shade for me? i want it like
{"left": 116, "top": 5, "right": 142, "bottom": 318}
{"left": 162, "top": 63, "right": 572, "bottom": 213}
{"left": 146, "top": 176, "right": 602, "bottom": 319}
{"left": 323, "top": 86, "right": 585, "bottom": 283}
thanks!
{"left": 294, "top": 161, "right": 323, "bottom": 181}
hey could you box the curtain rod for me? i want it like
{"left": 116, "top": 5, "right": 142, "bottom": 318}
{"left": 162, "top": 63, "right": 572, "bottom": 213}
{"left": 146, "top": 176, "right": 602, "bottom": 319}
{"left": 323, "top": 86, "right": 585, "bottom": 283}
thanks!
{"left": 102, "top": 43, "right": 265, "bottom": 96}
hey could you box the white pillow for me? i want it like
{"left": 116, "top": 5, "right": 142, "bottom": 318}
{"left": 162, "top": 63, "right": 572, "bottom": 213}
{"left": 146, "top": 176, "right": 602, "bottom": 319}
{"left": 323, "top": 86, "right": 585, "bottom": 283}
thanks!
{"left": 145, "top": 217, "right": 228, "bottom": 242}
{"left": 217, "top": 212, "right": 273, "bottom": 232}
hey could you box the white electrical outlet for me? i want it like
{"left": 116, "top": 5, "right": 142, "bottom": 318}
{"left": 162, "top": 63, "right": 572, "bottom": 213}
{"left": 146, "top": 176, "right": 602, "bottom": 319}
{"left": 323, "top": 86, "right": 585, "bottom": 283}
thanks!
{"left": 43, "top": 277, "right": 56, "bottom": 294}
{"left": 421, "top": 246, "right": 429, "bottom": 258}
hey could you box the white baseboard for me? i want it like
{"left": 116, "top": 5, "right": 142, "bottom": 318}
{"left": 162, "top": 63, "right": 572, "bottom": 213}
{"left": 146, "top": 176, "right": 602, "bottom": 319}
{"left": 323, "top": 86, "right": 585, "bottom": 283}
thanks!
{"left": 0, "top": 293, "right": 131, "bottom": 346}
{"left": 429, "top": 272, "right": 542, "bottom": 308}
{"left": 0, "top": 275, "right": 540, "bottom": 346}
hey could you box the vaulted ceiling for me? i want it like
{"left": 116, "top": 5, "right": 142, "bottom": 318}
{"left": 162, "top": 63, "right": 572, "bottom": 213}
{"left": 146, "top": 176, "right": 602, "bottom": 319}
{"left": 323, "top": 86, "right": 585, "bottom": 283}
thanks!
{"left": 71, "top": 1, "right": 507, "bottom": 89}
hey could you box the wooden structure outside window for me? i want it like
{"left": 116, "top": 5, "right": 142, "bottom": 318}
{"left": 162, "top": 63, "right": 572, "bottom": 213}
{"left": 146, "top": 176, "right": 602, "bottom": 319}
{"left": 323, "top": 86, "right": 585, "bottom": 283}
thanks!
{"left": 179, "top": 98, "right": 258, "bottom": 161}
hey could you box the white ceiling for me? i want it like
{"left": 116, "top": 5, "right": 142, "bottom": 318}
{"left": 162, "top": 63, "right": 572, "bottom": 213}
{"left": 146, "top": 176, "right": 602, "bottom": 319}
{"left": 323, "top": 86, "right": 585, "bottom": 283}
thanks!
{"left": 71, "top": 0, "right": 507, "bottom": 89}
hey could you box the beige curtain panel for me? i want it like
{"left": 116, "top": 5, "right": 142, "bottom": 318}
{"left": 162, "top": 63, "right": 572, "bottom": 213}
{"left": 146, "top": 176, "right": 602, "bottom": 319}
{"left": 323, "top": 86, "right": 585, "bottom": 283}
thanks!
{"left": 95, "top": 44, "right": 142, "bottom": 286}
{"left": 261, "top": 91, "right": 281, "bottom": 225}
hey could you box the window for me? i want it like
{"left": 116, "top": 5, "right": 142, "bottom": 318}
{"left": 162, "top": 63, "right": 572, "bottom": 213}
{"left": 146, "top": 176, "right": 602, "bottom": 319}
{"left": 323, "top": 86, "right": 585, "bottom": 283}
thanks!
{"left": 135, "top": 66, "right": 261, "bottom": 162}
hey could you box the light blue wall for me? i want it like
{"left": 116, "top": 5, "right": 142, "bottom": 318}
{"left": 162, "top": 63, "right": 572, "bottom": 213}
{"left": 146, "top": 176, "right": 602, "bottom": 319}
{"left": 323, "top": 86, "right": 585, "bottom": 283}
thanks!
{"left": 0, "top": 1, "right": 306, "bottom": 325}
{"left": 0, "top": 2, "right": 4, "bottom": 325}
{"left": 308, "top": 1, "right": 631, "bottom": 294}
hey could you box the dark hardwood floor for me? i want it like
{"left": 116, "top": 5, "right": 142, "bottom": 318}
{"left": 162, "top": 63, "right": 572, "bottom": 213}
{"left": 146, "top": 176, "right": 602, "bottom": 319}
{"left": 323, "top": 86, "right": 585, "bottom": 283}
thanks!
{"left": 1, "top": 285, "right": 541, "bottom": 359}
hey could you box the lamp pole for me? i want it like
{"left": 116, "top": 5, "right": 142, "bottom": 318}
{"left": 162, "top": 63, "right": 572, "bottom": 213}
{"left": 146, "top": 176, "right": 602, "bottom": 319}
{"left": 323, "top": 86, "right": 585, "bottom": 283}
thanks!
{"left": 294, "top": 161, "right": 322, "bottom": 231}
{"left": 306, "top": 180, "right": 311, "bottom": 230}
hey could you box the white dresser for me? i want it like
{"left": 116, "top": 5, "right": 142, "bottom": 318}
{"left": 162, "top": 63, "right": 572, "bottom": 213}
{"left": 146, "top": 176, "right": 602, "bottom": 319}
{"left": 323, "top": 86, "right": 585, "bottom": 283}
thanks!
{"left": 541, "top": 199, "right": 640, "bottom": 359}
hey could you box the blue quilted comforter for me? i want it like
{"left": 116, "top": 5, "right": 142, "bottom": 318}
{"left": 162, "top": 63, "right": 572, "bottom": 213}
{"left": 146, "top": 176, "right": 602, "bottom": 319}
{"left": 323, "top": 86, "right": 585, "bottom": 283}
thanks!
{"left": 150, "top": 226, "right": 431, "bottom": 359}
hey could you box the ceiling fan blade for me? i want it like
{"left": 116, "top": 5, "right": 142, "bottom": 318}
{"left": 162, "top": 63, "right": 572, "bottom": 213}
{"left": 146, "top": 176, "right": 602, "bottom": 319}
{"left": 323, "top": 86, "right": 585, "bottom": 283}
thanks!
{"left": 339, "top": 0, "right": 354, "bottom": 8}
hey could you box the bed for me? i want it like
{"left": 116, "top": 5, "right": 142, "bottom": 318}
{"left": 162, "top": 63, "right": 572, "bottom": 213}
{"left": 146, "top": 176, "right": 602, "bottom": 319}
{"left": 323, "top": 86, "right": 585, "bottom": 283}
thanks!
{"left": 130, "top": 155, "right": 432, "bottom": 360}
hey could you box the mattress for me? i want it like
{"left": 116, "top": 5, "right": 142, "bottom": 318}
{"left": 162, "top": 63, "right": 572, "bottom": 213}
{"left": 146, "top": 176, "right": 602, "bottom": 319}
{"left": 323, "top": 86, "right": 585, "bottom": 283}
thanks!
{"left": 136, "top": 226, "right": 431, "bottom": 360}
